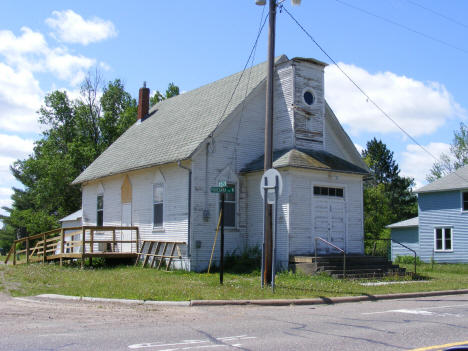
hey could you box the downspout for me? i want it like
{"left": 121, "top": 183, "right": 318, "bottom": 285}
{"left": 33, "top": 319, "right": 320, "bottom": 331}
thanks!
{"left": 178, "top": 161, "right": 192, "bottom": 260}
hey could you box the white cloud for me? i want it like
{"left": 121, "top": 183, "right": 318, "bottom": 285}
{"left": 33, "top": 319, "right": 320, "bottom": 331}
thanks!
{"left": 0, "top": 63, "right": 43, "bottom": 133}
{"left": 354, "top": 143, "right": 364, "bottom": 155}
{"left": 400, "top": 142, "right": 451, "bottom": 189}
{"left": 0, "top": 26, "right": 99, "bottom": 132}
{"left": 46, "top": 10, "right": 118, "bottom": 45}
{"left": 0, "top": 134, "right": 35, "bottom": 159}
{"left": 0, "top": 156, "right": 17, "bottom": 185}
{"left": 325, "top": 64, "right": 465, "bottom": 137}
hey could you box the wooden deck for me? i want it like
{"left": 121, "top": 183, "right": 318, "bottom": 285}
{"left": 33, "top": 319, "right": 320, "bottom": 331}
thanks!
{"left": 5, "top": 226, "right": 140, "bottom": 268}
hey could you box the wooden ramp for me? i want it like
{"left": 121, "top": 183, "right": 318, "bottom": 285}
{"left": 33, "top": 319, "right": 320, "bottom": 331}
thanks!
{"left": 137, "top": 240, "right": 185, "bottom": 270}
{"left": 4, "top": 226, "right": 140, "bottom": 268}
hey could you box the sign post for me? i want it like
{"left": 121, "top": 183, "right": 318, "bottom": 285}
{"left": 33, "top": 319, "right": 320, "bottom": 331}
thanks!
{"left": 210, "top": 182, "right": 234, "bottom": 285}
{"left": 260, "top": 169, "right": 283, "bottom": 291}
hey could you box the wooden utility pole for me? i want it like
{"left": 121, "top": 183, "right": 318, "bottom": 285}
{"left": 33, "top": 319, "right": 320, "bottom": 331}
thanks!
{"left": 263, "top": 0, "right": 276, "bottom": 286}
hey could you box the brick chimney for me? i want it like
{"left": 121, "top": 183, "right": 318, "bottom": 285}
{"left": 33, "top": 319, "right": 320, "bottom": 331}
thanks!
{"left": 137, "top": 81, "right": 150, "bottom": 121}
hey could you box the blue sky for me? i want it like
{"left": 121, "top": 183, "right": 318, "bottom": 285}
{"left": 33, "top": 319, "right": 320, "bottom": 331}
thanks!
{"left": 1, "top": 0, "right": 467, "bottom": 218}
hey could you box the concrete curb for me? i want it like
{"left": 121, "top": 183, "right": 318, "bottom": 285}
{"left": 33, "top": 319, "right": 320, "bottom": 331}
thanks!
{"left": 37, "top": 294, "right": 190, "bottom": 307}
{"left": 190, "top": 289, "right": 468, "bottom": 306}
{"left": 36, "top": 289, "right": 468, "bottom": 307}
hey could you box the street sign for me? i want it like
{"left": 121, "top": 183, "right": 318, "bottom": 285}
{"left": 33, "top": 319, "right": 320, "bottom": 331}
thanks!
{"left": 260, "top": 168, "right": 283, "bottom": 204}
{"left": 210, "top": 187, "right": 235, "bottom": 193}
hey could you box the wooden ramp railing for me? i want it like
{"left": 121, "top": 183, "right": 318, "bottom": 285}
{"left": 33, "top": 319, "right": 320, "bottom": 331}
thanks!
{"left": 4, "top": 226, "right": 139, "bottom": 267}
{"left": 137, "top": 241, "right": 185, "bottom": 271}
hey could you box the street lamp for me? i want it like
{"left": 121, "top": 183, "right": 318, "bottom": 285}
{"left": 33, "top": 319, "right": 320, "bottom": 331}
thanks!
{"left": 255, "top": 0, "right": 301, "bottom": 6}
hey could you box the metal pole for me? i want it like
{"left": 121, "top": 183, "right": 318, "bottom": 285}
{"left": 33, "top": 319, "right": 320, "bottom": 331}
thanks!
{"left": 261, "top": 179, "right": 268, "bottom": 289}
{"left": 272, "top": 175, "right": 279, "bottom": 292}
{"left": 220, "top": 192, "right": 225, "bottom": 285}
{"left": 263, "top": 0, "right": 276, "bottom": 286}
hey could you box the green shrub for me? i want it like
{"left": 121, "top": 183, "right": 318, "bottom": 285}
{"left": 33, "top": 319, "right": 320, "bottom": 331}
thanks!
{"left": 221, "top": 244, "right": 261, "bottom": 274}
{"left": 394, "top": 255, "right": 423, "bottom": 265}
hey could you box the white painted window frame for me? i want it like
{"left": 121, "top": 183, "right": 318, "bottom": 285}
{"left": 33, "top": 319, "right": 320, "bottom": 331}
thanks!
{"left": 434, "top": 226, "right": 453, "bottom": 252}
{"left": 460, "top": 191, "right": 468, "bottom": 213}
{"left": 152, "top": 169, "right": 166, "bottom": 231}
{"left": 96, "top": 182, "right": 105, "bottom": 227}
{"left": 216, "top": 167, "right": 239, "bottom": 230}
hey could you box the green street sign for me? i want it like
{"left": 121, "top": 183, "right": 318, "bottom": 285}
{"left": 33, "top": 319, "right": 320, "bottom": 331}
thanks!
{"left": 218, "top": 181, "right": 227, "bottom": 187}
{"left": 210, "top": 187, "right": 235, "bottom": 193}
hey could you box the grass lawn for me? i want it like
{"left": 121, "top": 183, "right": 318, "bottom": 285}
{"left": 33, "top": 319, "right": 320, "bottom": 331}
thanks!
{"left": 1, "top": 261, "right": 467, "bottom": 301}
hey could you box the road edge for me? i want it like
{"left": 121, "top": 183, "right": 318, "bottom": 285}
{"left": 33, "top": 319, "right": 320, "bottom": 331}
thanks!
{"left": 33, "top": 289, "right": 468, "bottom": 307}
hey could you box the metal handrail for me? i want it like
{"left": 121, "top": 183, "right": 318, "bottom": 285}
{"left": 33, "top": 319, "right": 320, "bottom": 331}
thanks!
{"left": 373, "top": 238, "right": 417, "bottom": 275}
{"left": 315, "top": 237, "right": 346, "bottom": 277}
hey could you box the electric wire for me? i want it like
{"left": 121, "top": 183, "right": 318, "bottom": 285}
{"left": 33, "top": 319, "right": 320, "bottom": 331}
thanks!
{"left": 406, "top": 0, "right": 468, "bottom": 30}
{"left": 227, "top": 5, "right": 266, "bottom": 184}
{"left": 280, "top": 5, "right": 468, "bottom": 184}
{"left": 212, "top": 13, "right": 269, "bottom": 137}
{"left": 334, "top": 0, "right": 468, "bottom": 55}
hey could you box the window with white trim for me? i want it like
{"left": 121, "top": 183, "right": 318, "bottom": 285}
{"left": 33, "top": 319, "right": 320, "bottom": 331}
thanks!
{"left": 435, "top": 227, "right": 452, "bottom": 251}
{"left": 153, "top": 183, "right": 164, "bottom": 228}
{"left": 97, "top": 194, "right": 104, "bottom": 226}
{"left": 313, "top": 186, "right": 344, "bottom": 197}
{"left": 220, "top": 184, "right": 236, "bottom": 227}
{"left": 462, "top": 192, "right": 468, "bottom": 211}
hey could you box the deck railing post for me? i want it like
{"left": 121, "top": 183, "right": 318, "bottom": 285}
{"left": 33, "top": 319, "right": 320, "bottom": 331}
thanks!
{"left": 43, "top": 233, "right": 46, "bottom": 263}
{"left": 60, "top": 228, "right": 64, "bottom": 267}
{"left": 13, "top": 242, "right": 16, "bottom": 266}
{"left": 26, "top": 237, "right": 30, "bottom": 264}
{"left": 112, "top": 229, "right": 116, "bottom": 253}
{"left": 81, "top": 227, "right": 86, "bottom": 269}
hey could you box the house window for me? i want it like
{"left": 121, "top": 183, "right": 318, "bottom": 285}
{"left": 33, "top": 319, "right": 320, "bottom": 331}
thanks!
{"left": 462, "top": 192, "right": 468, "bottom": 211}
{"left": 153, "top": 184, "right": 164, "bottom": 227}
{"left": 435, "top": 227, "right": 452, "bottom": 251}
{"left": 220, "top": 184, "right": 236, "bottom": 227}
{"left": 314, "top": 186, "right": 344, "bottom": 197}
{"left": 97, "top": 195, "right": 104, "bottom": 226}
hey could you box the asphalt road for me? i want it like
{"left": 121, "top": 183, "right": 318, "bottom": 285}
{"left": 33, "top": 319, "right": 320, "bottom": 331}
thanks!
{"left": 1, "top": 293, "right": 468, "bottom": 351}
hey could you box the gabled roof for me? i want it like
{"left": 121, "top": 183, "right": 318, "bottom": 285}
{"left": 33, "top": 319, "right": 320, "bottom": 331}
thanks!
{"left": 59, "top": 209, "right": 82, "bottom": 222}
{"left": 240, "top": 148, "right": 370, "bottom": 175}
{"left": 72, "top": 55, "right": 289, "bottom": 185}
{"left": 416, "top": 164, "right": 468, "bottom": 193}
{"left": 386, "top": 217, "right": 419, "bottom": 229}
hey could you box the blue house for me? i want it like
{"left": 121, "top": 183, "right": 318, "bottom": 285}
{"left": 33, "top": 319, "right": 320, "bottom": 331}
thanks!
{"left": 388, "top": 164, "right": 468, "bottom": 263}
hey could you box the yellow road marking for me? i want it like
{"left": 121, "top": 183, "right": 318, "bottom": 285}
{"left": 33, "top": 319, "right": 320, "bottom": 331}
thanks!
{"left": 408, "top": 340, "right": 468, "bottom": 351}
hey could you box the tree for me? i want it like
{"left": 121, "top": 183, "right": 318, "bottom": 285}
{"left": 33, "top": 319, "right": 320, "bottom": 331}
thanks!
{"left": 149, "top": 82, "right": 180, "bottom": 107}
{"left": 0, "top": 72, "right": 144, "bottom": 249}
{"left": 427, "top": 122, "right": 468, "bottom": 182}
{"left": 362, "top": 138, "right": 418, "bottom": 255}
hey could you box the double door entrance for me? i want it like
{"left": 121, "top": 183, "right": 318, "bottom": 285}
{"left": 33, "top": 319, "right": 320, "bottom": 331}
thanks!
{"left": 314, "top": 197, "right": 346, "bottom": 254}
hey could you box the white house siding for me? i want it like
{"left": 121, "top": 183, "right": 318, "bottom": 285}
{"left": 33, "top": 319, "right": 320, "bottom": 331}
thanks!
{"left": 244, "top": 171, "right": 291, "bottom": 269}
{"left": 293, "top": 61, "right": 325, "bottom": 151}
{"left": 81, "top": 163, "right": 190, "bottom": 266}
{"left": 419, "top": 191, "right": 468, "bottom": 263}
{"left": 324, "top": 113, "right": 347, "bottom": 161}
{"left": 274, "top": 63, "right": 294, "bottom": 151}
{"left": 288, "top": 168, "right": 364, "bottom": 256}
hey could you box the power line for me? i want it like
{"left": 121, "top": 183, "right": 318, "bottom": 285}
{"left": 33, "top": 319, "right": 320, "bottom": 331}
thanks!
{"left": 406, "top": 0, "right": 468, "bottom": 30}
{"left": 213, "top": 14, "right": 269, "bottom": 132}
{"left": 280, "top": 5, "right": 468, "bottom": 184}
{"left": 334, "top": 0, "right": 468, "bottom": 55}
{"left": 228, "top": 5, "right": 266, "bottom": 180}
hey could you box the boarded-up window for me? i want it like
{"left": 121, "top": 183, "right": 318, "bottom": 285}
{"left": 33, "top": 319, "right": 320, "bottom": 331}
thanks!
{"left": 121, "top": 176, "right": 132, "bottom": 204}
{"left": 153, "top": 184, "right": 164, "bottom": 227}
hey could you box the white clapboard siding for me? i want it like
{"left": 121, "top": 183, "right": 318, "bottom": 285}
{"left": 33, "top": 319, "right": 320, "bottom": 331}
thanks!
{"left": 245, "top": 171, "right": 291, "bottom": 269}
{"left": 293, "top": 60, "right": 325, "bottom": 151}
{"left": 288, "top": 169, "right": 364, "bottom": 255}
